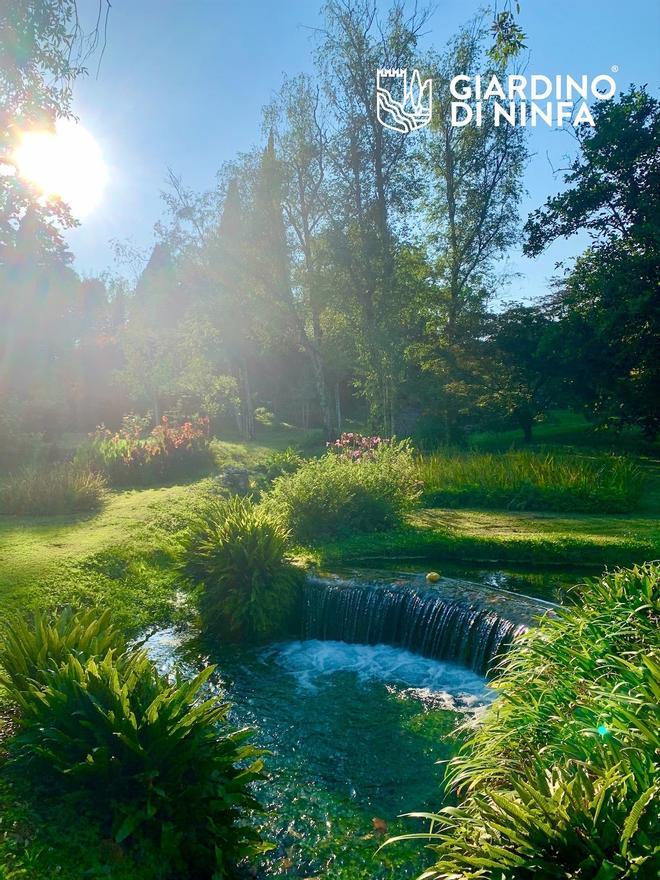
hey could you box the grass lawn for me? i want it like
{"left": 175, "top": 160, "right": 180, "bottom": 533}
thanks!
{"left": 0, "top": 483, "right": 201, "bottom": 631}
{"left": 2, "top": 427, "right": 659, "bottom": 628}
{"left": 308, "top": 507, "right": 660, "bottom": 568}
{"left": 0, "top": 421, "right": 325, "bottom": 629}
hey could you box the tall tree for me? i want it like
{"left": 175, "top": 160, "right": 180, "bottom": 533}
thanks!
{"left": 264, "top": 75, "right": 337, "bottom": 436}
{"left": 415, "top": 22, "right": 527, "bottom": 441}
{"left": 525, "top": 87, "right": 660, "bottom": 436}
{"left": 317, "top": 0, "right": 430, "bottom": 433}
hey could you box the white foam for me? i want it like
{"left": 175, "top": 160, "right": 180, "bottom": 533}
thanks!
{"left": 263, "top": 639, "right": 495, "bottom": 706}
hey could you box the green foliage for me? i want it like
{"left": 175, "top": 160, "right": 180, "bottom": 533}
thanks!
{"left": 180, "top": 495, "right": 302, "bottom": 641}
{"left": 391, "top": 564, "right": 660, "bottom": 879}
{"left": 0, "top": 463, "right": 106, "bottom": 515}
{"left": 418, "top": 450, "right": 644, "bottom": 512}
{"left": 265, "top": 440, "right": 421, "bottom": 542}
{"left": 77, "top": 416, "right": 213, "bottom": 487}
{"left": 524, "top": 87, "right": 660, "bottom": 437}
{"left": 255, "top": 446, "right": 304, "bottom": 485}
{"left": 0, "top": 606, "right": 124, "bottom": 696}
{"left": 0, "top": 607, "right": 267, "bottom": 879}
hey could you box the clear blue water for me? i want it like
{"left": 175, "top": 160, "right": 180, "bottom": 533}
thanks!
{"left": 145, "top": 629, "right": 494, "bottom": 878}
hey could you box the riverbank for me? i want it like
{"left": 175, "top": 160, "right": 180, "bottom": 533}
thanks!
{"left": 1, "top": 479, "right": 658, "bottom": 630}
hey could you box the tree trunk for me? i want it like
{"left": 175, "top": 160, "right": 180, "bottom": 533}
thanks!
{"left": 237, "top": 361, "right": 254, "bottom": 440}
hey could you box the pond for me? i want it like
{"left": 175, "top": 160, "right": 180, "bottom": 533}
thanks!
{"left": 144, "top": 568, "right": 555, "bottom": 878}
{"left": 145, "top": 630, "right": 492, "bottom": 878}
{"left": 364, "top": 560, "right": 594, "bottom": 603}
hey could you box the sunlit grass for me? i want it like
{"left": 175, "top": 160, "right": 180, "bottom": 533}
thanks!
{"left": 417, "top": 450, "right": 644, "bottom": 512}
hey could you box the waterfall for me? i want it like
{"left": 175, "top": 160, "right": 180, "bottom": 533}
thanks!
{"left": 302, "top": 573, "right": 550, "bottom": 676}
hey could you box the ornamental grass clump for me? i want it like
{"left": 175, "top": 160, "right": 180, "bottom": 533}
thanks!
{"left": 0, "top": 606, "right": 266, "bottom": 879}
{"left": 179, "top": 495, "right": 302, "bottom": 641}
{"left": 0, "top": 462, "right": 107, "bottom": 515}
{"left": 390, "top": 563, "right": 660, "bottom": 879}
{"left": 265, "top": 438, "right": 421, "bottom": 542}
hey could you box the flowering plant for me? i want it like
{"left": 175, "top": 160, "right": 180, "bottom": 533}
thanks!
{"left": 78, "top": 415, "right": 211, "bottom": 486}
{"left": 326, "top": 432, "right": 390, "bottom": 461}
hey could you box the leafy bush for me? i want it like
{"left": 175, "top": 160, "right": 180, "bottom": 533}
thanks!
{"left": 0, "top": 463, "right": 106, "bottom": 515}
{"left": 180, "top": 495, "right": 302, "bottom": 641}
{"left": 393, "top": 564, "right": 660, "bottom": 878}
{"left": 0, "top": 607, "right": 267, "bottom": 879}
{"left": 418, "top": 450, "right": 644, "bottom": 512}
{"left": 0, "top": 607, "right": 124, "bottom": 693}
{"left": 77, "top": 415, "right": 212, "bottom": 486}
{"left": 265, "top": 439, "right": 421, "bottom": 542}
{"left": 254, "top": 446, "right": 304, "bottom": 487}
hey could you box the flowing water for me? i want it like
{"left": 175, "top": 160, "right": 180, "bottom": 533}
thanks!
{"left": 144, "top": 571, "right": 554, "bottom": 878}
{"left": 304, "top": 571, "right": 553, "bottom": 675}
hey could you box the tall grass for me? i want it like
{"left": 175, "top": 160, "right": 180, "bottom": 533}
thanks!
{"left": 265, "top": 440, "right": 421, "bottom": 542}
{"left": 418, "top": 450, "right": 644, "bottom": 512}
{"left": 0, "top": 463, "right": 106, "bottom": 516}
{"left": 389, "top": 563, "right": 660, "bottom": 878}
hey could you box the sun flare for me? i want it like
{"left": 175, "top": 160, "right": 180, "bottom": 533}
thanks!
{"left": 13, "top": 119, "right": 108, "bottom": 218}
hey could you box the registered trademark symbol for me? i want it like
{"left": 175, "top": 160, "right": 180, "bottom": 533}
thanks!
{"left": 611, "top": 65, "right": 619, "bottom": 73}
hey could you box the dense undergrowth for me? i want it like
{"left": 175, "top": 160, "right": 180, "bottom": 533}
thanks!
{"left": 265, "top": 439, "right": 420, "bottom": 541}
{"left": 179, "top": 494, "right": 302, "bottom": 641}
{"left": 391, "top": 563, "right": 660, "bottom": 879}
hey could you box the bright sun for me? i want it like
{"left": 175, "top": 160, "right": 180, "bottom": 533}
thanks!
{"left": 13, "top": 119, "right": 108, "bottom": 219}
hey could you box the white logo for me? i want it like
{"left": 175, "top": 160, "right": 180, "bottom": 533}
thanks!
{"left": 376, "top": 68, "right": 432, "bottom": 133}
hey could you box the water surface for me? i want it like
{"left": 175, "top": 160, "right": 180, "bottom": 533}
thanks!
{"left": 146, "top": 630, "right": 493, "bottom": 878}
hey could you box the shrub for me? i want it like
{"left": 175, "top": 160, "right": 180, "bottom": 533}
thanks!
{"left": 417, "top": 450, "right": 644, "bottom": 512}
{"left": 392, "top": 564, "right": 660, "bottom": 878}
{"left": 0, "top": 463, "right": 106, "bottom": 515}
{"left": 265, "top": 439, "right": 421, "bottom": 542}
{"left": 77, "top": 415, "right": 212, "bottom": 486}
{"left": 255, "top": 446, "right": 304, "bottom": 486}
{"left": 0, "top": 607, "right": 267, "bottom": 879}
{"left": 179, "top": 495, "right": 302, "bottom": 641}
{"left": 0, "top": 607, "right": 124, "bottom": 694}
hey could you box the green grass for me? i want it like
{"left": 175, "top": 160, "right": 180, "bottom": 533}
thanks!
{"left": 308, "top": 507, "right": 660, "bottom": 568}
{"left": 470, "top": 409, "right": 660, "bottom": 454}
{"left": 418, "top": 450, "right": 644, "bottom": 513}
{"left": 211, "top": 421, "right": 324, "bottom": 470}
{"left": 0, "top": 483, "right": 202, "bottom": 632}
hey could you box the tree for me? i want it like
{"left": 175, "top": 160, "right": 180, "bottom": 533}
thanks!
{"left": 525, "top": 87, "right": 660, "bottom": 436}
{"left": 317, "top": 0, "right": 431, "bottom": 433}
{"left": 264, "top": 75, "right": 337, "bottom": 436}
{"left": 412, "top": 22, "right": 527, "bottom": 443}
{"left": 0, "top": 1, "right": 110, "bottom": 261}
{"left": 486, "top": 305, "right": 561, "bottom": 442}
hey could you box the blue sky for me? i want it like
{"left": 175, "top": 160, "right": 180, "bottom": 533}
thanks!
{"left": 69, "top": 0, "right": 660, "bottom": 300}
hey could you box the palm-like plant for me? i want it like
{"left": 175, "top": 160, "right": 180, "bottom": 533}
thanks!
{"left": 1, "top": 607, "right": 268, "bottom": 878}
